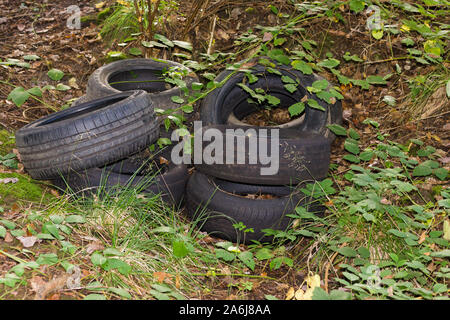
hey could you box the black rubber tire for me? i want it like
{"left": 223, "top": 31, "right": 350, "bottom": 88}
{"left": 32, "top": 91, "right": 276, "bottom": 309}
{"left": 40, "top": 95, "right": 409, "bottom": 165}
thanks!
{"left": 51, "top": 155, "right": 189, "bottom": 205}
{"left": 193, "top": 125, "right": 330, "bottom": 185}
{"left": 74, "top": 58, "right": 198, "bottom": 114}
{"left": 185, "top": 171, "right": 324, "bottom": 244}
{"left": 15, "top": 90, "right": 159, "bottom": 180}
{"left": 200, "top": 57, "right": 342, "bottom": 142}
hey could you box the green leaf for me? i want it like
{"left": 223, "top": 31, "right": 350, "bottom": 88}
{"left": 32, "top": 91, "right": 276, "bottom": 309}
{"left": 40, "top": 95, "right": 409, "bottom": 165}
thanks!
{"left": 23, "top": 54, "right": 41, "bottom": 61}
{"left": 284, "top": 83, "right": 298, "bottom": 93}
{"left": 337, "top": 247, "right": 358, "bottom": 258}
{"left": 291, "top": 60, "right": 312, "bottom": 74}
{"left": 430, "top": 250, "right": 450, "bottom": 258}
{"left": 181, "top": 105, "right": 193, "bottom": 113}
{"left": 108, "top": 287, "right": 132, "bottom": 299}
{"left": 307, "top": 99, "right": 325, "bottom": 111}
{"left": 326, "top": 124, "right": 347, "bottom": 136}
{"left": 215, "top": 248, "right": 235, "bottom": 262}
{"left": 433, "top": 284, "right": 447, "bottom": 294}
{"left": 412, "top": 165, "right": 432, "bottom": 177}
{"left": 267, "top": 49, "right": 290, "bottom": 65}
{"left": 348, "top": 128, "right": 360, "bottom": 140}
{"left": 103, "top": 248, "right": 123, "bottom": 256}
{"left": 274, "top": 37, "right": 286, "bottom": 46}
{"left": 0, "top": 219, "right": 16, "bottom": 230}
{"left": 434, "top": 168, "right": 448, "bottom": 181}
{"left": 84, "top": 294, "right": 106, "bottom": 300}
{"left": 288, "top": 102, "right": 305, "bottom": 116}
{"left": 366, "top": 75, "right": 387, "bottom": 85}
{"left": 191, "top": 82, "right": 203, "bottom": 91}
{"left": 312, "top": 79, "right": 329, "bottom": 90}
{"left": 342, "top": 271, "right": 359, "bottom": 282}
{"left": 237, "top": 251, "right": 255, "bottom": 271}
{"left": 317, "top": 58, "right": 340, "bottom": 69}
{"left": 102, "top": 258, "right": 131, "bottom": 275}
{"left": 371, "top": 29, "right": 383, "bottom": 40}
{"left": 47, "top": 68, "right": 64, "bottom": 81}
{"left": 359, "top": 151, "right": 373, "bottom": 161}
{"left": 172, "top": 240, "right": 189, "bottom": 258}
{"left": 362, "top": 212, "right": 375, "bottom": 222}
{"left": 255, "top": 248, "right": 274, "bottom": 261}
{"left": 173, "top": 40, "right": 192, "bottom": 51}
{"left": 91, "top": 252, "right": 107, "bottom": 266}
{"left": 281, "top": 75, "right": 296, "bottom": 84}
{"left": 27, "top": 87, "right": 42, "bottom": 97}
{"left": 65, "top": 215, "right": 86, "bottom": 224}
{"left": 7, "top": 86, "right": 30, "bottom": 107}
{"left": 150, "top": 290, "right": 170, "bottom": 300}
{"left": 56, "top": 83, "right": 71, "bottom": 91}
{"left": 128, "top": 47, "right": 142, "bottom": 56}
{"left": 171, "top": 96, "right": 184, "bottom": 104}
{"left": 343, "top": 154, "right": 360, "bottom": 163}
{"left": 269, "top": 256, "right": 292, "bottom": 270}
{"left": 266, "top": 95, "right": 280, "bottom": 106}
{"left": 401, "top": 38, "right": 415, "bottom": 46}
{"left": 154, "top": 33, "right": 174, "bottom": 47}
{"left": 344, "top": 139, "right": 360, "bottom": 155}
{"left": 349, "top": 0, "right": 365, "bottom": 13}
{"left": 36, "top": 253, "right": 58, "bottom": 265}
{"left": 0, "top": 225, "right": 6, "bottom": 238}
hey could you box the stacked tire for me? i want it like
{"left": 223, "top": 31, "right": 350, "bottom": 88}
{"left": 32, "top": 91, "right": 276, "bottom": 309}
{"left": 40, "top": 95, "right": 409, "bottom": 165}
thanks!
{"left": 185, "top": 57, "right": 342, "bottom": 244}
{"left": 15, "top": 59, "right": 196, "bottom": 205}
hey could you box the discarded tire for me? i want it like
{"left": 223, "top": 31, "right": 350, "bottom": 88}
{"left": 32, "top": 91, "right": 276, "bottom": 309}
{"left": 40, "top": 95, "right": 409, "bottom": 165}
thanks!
{"left": 51, "top": 152, "right": 189, "bottom": 205}
{"left": 185, "top": 171, "right": 324, "bottom": 243}
{"left": 15, "top": 90, "right": 159, "bottom": 180}
{"left": 193, "top": 125, "right": 330, "bottom": 185}
{"left": 74, "top": 58, "right": 198, "bottom": 114}
{"left": 200, "top": 57, "right": 342, "bottom": 142}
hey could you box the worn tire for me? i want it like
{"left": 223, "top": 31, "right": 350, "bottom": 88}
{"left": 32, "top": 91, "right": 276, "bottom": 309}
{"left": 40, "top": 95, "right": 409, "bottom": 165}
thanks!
{"left": 185, "top": 171, "right": 324, "bottom": 244}
{"left": 15, "top": 90, "right": 159, "bottom": 180}
{"left": 51, "top": 155, "right": 189, "bottom": 205}
{"left": 200, "top": 57, "right": 342, "bottom": 142}
{"left": 74, "top": 58, "right": 198, "bottom": 114}
{"left": 193, "top": 125, "right": 330, "bottom": 185}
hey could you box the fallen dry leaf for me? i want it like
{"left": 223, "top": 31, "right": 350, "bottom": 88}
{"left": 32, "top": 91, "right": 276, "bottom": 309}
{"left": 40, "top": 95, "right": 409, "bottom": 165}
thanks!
{"left": 0, "top": 178, "right": 19, "bottom": 184}
{"left": 31, "top": 274, "right": 69, "bottom": 300}
{"left": 262, "top": 32, "right": 273, "bottom": 42}
{"left": 153, "top": 271, "right": 172, "bottom": 283}
{"left": 16, "top": 236, "right": 39, "bottom": 248}
{"left": 285, "top": 287, "right": 295, "bottom": 300}
{"left": 86, "top": 241, "right": 104, "bottom": 254}
{"left": 4, "top": 231, "right": 13, "bottom": 243}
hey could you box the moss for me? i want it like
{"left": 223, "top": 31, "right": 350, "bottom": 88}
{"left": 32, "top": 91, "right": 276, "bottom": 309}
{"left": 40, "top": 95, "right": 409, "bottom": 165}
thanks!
{"left": 0, "top": 130, "right": 15, "bottom": 155}
{"left": 0, "top": 173, "right": 54, "bottom": 207}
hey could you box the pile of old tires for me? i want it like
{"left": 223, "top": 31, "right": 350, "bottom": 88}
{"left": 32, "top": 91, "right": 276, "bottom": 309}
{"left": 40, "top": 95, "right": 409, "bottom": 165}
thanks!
{"left": 15, "top": 59, "right": 197, "bottom": 204}
{"left": 185, "top": 58, "right": 342, "bottom": 243}
{"left": 15, "top": 57, "right": 342, "bottom": 244}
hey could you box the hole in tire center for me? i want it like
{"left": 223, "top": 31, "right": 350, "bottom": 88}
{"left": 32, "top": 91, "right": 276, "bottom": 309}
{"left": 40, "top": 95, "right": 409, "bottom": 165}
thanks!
{"left": 108, "top": 69, "right": 173, "bottom": 93}
{"left": 232, "top": 91, "right": 305, "bottom": 127}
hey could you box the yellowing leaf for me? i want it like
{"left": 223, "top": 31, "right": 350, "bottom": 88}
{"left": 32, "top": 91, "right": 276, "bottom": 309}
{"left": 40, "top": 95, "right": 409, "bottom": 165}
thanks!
{"left": 285, "top": 287, "right": 295, "bottom": 300}
{"left": 400, "top": 24, "right": 410, "bottom": 32}
{"left": 444, "top": 220, "right": 450, "bottom": 241}
{"left": 95, "top": 2, "right": 105, "bottom": 9}
{"left": 294, "top": 288, "right": 305, "bottom": 300}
